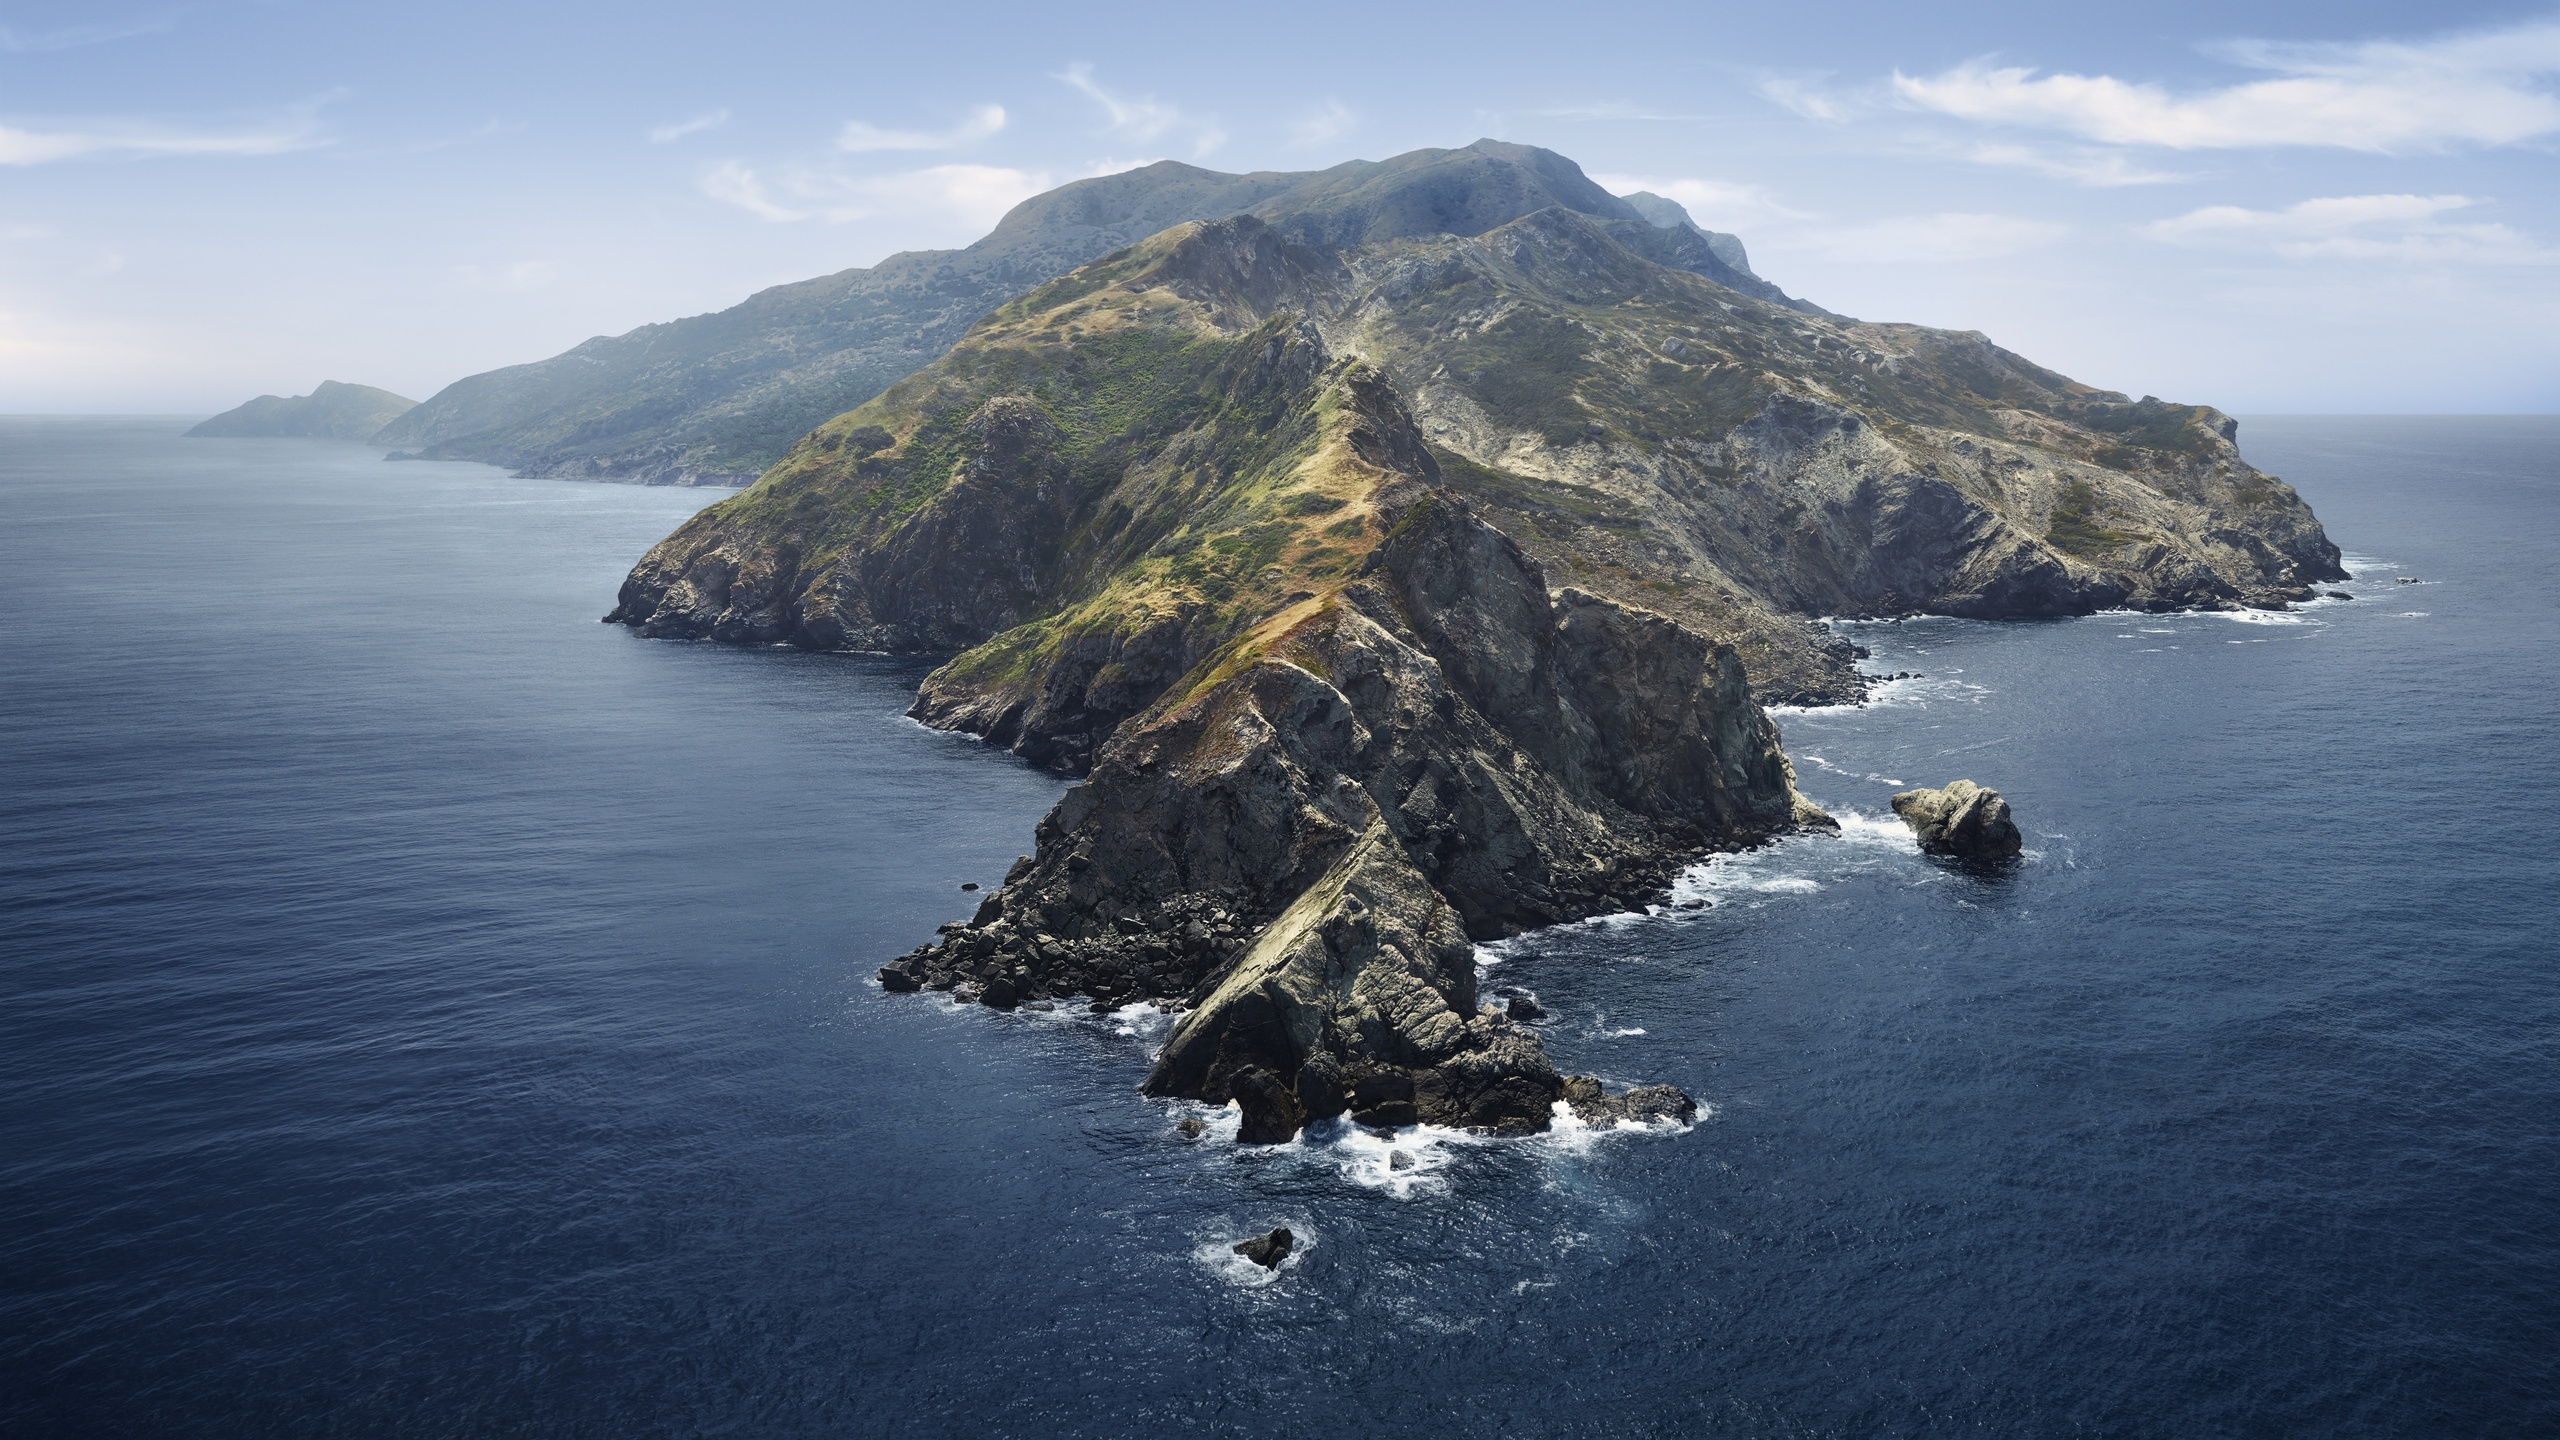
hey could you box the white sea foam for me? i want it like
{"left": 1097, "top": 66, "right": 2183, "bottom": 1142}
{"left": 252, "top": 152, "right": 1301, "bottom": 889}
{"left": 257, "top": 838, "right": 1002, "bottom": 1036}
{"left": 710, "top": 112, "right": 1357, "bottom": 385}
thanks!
{"left": 1193, "top": 1221, "right": 1315, "bottom": 1286}
{"left": 2211, "top": 608, "right": 2312, "bottom": 626}
{"left": 1800, "top": 753, "right": 1908, "bottom": 786}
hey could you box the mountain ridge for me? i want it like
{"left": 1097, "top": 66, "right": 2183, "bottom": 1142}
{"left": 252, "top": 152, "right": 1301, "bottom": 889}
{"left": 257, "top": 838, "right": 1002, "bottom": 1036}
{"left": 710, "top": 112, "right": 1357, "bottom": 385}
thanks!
{"left": 595, "top": 208, "right": 2345, "bottom": 1132}
{"left": 375, "top": 142, "right": 1787, "bottom": 483}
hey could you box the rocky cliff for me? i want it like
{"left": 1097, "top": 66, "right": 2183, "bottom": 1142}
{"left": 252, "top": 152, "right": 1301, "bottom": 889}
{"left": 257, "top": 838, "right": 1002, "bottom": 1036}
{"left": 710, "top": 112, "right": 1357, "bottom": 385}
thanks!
{"left": 602, "top": 152, "right": 2351, "bottom": 1135}
{"left": 613, "top": 217, "right": 1817, "bottom": 1131}
{"left": 187, "top": 381, "right": 416, "bottom": 440}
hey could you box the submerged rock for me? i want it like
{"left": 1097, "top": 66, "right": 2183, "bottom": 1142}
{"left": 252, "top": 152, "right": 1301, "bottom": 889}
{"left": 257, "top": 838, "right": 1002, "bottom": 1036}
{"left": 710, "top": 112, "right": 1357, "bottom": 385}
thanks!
{"left": 1891, "top": 780, "right": 2024, "bottom": 862}
{"left": 1233, "top": 1227, "right": 1295, "bottom": 1269}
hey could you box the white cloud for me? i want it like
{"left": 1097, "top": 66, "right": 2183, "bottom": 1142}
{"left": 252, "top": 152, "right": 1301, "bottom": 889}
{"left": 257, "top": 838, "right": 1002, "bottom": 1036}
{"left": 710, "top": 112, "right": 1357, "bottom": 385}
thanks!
{"left": 2145, "top": 194, "right": 2560, "bottom": 263}
{"left": 1059, "top": 62, "right": 1180, "bottom": 139}
{"left": 836, "top": 104, "right": 1005, "bottom": 153}
{"left": 1961, "top": 143, "right": 2188, "bottom": 187}
{"left": 700, "top": 160, "right": 803, "bottom": 222}
{"left": 1797, "top": 212, "right": 2070, "bottom": 264}
{"left": 1057, "top": 63, "right": 1221, "bottom": 156}
{"left": 1587, "top": 173, "right": 1810, "bottom": 224}
{"left": 648, "top": 110, "right": 729, "bottom": 144}
{"left": 700, "top": 160, "right": 1045, "bottom": 230}
{"left": 1894, "top": 18, "right": 2560, "bottom": 152}
{"left": 1289, "top": 99, "right": 1356, "bottom": 148}
{"left": 0, "top": 103, "right": 330, "bottom": 165}
{"left": 1759, "top": 75, "right": 1848, "bottom": 122}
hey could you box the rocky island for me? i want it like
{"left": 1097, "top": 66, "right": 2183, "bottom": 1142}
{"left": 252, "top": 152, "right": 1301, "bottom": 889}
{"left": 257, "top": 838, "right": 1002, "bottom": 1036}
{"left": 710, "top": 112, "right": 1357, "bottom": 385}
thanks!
{"left": 187, "top": 381, "right": 417, "bottom": 440}
{"left": 598, "top": 144, "right": 2347, "bottom": 1138}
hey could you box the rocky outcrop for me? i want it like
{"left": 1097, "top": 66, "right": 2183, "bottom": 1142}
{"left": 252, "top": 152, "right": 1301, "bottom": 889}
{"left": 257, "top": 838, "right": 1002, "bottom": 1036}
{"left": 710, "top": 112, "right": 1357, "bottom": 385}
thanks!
{"left": 1891, "top": 780, "right": 2024, "bottom": 862}
{"left": 1233, "top": 1227, "right": 1295, "bottom": 1268}
{"left": 876, "top": 492, "right": 1814, "bottom": 1135}
{"left": 596, "top": 179, "right": 2353, "bottom": 1142}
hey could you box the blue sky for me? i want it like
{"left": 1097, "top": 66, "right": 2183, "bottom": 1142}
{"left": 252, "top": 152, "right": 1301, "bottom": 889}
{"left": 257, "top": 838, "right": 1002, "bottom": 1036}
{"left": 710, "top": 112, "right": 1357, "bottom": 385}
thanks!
{"left": 2, "top": 0, "right": 2554, "bottom": 412}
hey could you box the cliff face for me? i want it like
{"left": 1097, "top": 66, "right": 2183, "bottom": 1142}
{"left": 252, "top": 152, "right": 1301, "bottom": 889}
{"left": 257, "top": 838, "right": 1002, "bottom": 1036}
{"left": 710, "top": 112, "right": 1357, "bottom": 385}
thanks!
{"left": 615, "top": 218, "right": 1811, "bottom": 1130}
{"left": 612, "top": 208, "right": 2345, "bottom": 709}
{"left": 602, "top": 174, "right": 2351, "bottom": 1133}
{"left": 187, "top": 381, "right": 416, "bottom": 440}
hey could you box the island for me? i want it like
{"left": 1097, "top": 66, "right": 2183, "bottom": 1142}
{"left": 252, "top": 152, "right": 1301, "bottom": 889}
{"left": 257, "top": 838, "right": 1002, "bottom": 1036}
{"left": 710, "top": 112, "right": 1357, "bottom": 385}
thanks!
{"left": 594, "top": 144, "right": 2346, "bottom": 1137}
{"left": 187, "top": 381, "right": 417, "bottom": 440}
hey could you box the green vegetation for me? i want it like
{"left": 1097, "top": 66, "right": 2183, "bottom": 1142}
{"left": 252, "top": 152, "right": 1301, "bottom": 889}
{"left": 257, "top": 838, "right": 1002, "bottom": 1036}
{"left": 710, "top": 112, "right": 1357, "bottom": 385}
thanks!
{"left": 2045, "top": 480, "right": 2139, "bottom": 557}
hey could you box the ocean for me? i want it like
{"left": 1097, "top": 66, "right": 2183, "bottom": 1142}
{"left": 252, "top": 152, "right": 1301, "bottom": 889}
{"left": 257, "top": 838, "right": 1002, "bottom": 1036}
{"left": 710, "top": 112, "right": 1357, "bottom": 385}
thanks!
{"left": 2, "top": 415, "right": 2552, "bottom": 1436}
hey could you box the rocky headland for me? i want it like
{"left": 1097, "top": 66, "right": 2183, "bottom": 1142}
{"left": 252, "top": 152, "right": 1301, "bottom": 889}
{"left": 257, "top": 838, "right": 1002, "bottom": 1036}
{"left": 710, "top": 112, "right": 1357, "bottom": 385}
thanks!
{"left": 598, "top": 145, "right": 2348, "bottom": 1139}
{"left": 188, "top": 381, "right": 416, "bottom": 440}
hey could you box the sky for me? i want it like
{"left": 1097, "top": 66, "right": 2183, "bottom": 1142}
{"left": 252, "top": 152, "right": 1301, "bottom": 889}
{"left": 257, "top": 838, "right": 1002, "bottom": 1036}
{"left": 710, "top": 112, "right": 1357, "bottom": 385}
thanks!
{"left": 2, "top": 0, "right": 2555, "bottom": 414}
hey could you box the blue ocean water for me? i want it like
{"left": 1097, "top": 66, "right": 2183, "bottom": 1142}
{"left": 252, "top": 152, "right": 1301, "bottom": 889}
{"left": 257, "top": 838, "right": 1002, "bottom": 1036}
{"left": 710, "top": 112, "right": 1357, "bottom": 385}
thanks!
{"left": 1, "top": 415, "right": 2552, "bottom": 1437}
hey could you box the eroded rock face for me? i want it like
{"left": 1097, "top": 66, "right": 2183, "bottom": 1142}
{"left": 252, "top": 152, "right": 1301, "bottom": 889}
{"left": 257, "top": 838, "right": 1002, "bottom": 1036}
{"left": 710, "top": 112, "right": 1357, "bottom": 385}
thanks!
{"left": 1891, "top": 780, "right": 2024, "bottom": 862}
{"left": 877, "top": 495, "right": 1812, "bottom": 1135}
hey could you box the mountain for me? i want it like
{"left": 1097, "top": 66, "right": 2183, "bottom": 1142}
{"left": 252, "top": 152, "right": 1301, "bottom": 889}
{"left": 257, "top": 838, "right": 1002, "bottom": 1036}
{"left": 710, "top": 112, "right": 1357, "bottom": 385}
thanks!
{"left": 187, "top": 381, "right": 417, "bottom": 439}
{"left": 597, "top": 205, "right": 2343, "bottom": 1130}
{"left": 375, "top": 141, "right": 1811, "bottom": 484}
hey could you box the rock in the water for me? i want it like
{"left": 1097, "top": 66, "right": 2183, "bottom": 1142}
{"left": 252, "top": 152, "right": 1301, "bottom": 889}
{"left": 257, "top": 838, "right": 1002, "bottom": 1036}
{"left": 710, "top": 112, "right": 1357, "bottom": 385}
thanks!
{"left": 2325, "top": 591, "right": 2353, "bottom": 601}
{"left": 1890, "top": 780, "right": 2023, "bottom": 862}
{"left": 979, "top": 975, "right": 1018, "bottom": 1009}
{"left": 1387, "top": 1149, "right": 1414, "bottom": 1171}
{"left": 1229, "top": 1066, "right": 1305, "bottom": 1144}
{"left": 1233, "top": 1227, "right": 1295, "bottom": 1268}
{"left": 1505, "top": 992, "right": 1544, "bottom": 1022}
{"left": 1175, "top": 1116, "right": 1208, "bottom": 1139}
{"left": 1561, "top": 1075, "right": 1699, "bottom": 1125}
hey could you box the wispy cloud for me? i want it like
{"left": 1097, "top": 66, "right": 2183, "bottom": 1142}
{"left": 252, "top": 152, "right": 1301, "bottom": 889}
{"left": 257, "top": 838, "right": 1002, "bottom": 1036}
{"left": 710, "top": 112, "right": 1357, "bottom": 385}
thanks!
{"left": 1797, "top": 212, "right": 2070, "bottom": 264}
{"left": 837, "top": 104, "right": 1005, "bottom": 153}
{"left": 1288, "top": 99, "right": 1355, "bottom": 149}
{"left": 1759, "top": 75, "right": 1849, "bottom": 122}
{"left": 1057, "top": 63, "right": 1222, "bottom": 157}
{"left": 1587, "top": 173, "right": 1811, "bottom": 224}
{"left": 700, "top": 160, "right": 804, "bottom": 221}
{"left": 0, "top": 94, "right": 336, "bottom": 166}
{"left": 648, "top": 110, "right": 730, "bottom": 144}
{"left": 700, "top": 160, "right": 1046, "bottom": 230}
{"left": 0, "top": 16, "right": 171, "bottom": 52}
{"left": 2145, "top": 194, "right": 2560, "bottom": 263}
{"left": 1894, "top": 18, "right": 2560, "bottom": 152}
{"left": 1960, "top": 143, "right": 2189, "bottom": 186}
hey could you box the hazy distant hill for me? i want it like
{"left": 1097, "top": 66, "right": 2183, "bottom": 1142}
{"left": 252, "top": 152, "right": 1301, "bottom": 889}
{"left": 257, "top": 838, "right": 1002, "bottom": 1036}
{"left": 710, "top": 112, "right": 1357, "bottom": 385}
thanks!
{"left": 188, "top": 381, "right": 417, "bottom": 440}
{"left": 376, "top": 141, "right": 1792, "bottom": 484}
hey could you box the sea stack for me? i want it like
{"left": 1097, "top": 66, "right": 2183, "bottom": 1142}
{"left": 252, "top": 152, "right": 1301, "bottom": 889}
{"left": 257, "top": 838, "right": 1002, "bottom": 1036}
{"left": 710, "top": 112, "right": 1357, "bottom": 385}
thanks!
{"left": 1891, "top": 781, "right": 2024, "bottom": 862}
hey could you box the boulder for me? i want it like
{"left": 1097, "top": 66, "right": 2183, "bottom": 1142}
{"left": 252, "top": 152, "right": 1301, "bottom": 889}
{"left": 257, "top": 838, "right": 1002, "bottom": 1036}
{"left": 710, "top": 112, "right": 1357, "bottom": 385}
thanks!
{"left": 1233, "top": 1227, "right": 1295, "bottom": 1269}
{"left": 1229, "top": 1066, "right": 1305, "bottom": 1144}
{"left": 1561, "top": 1075, "right": 1699, "bottom": 1125}
{"left": 1890, "top": 780, "right": 2023, "bottom": 862}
